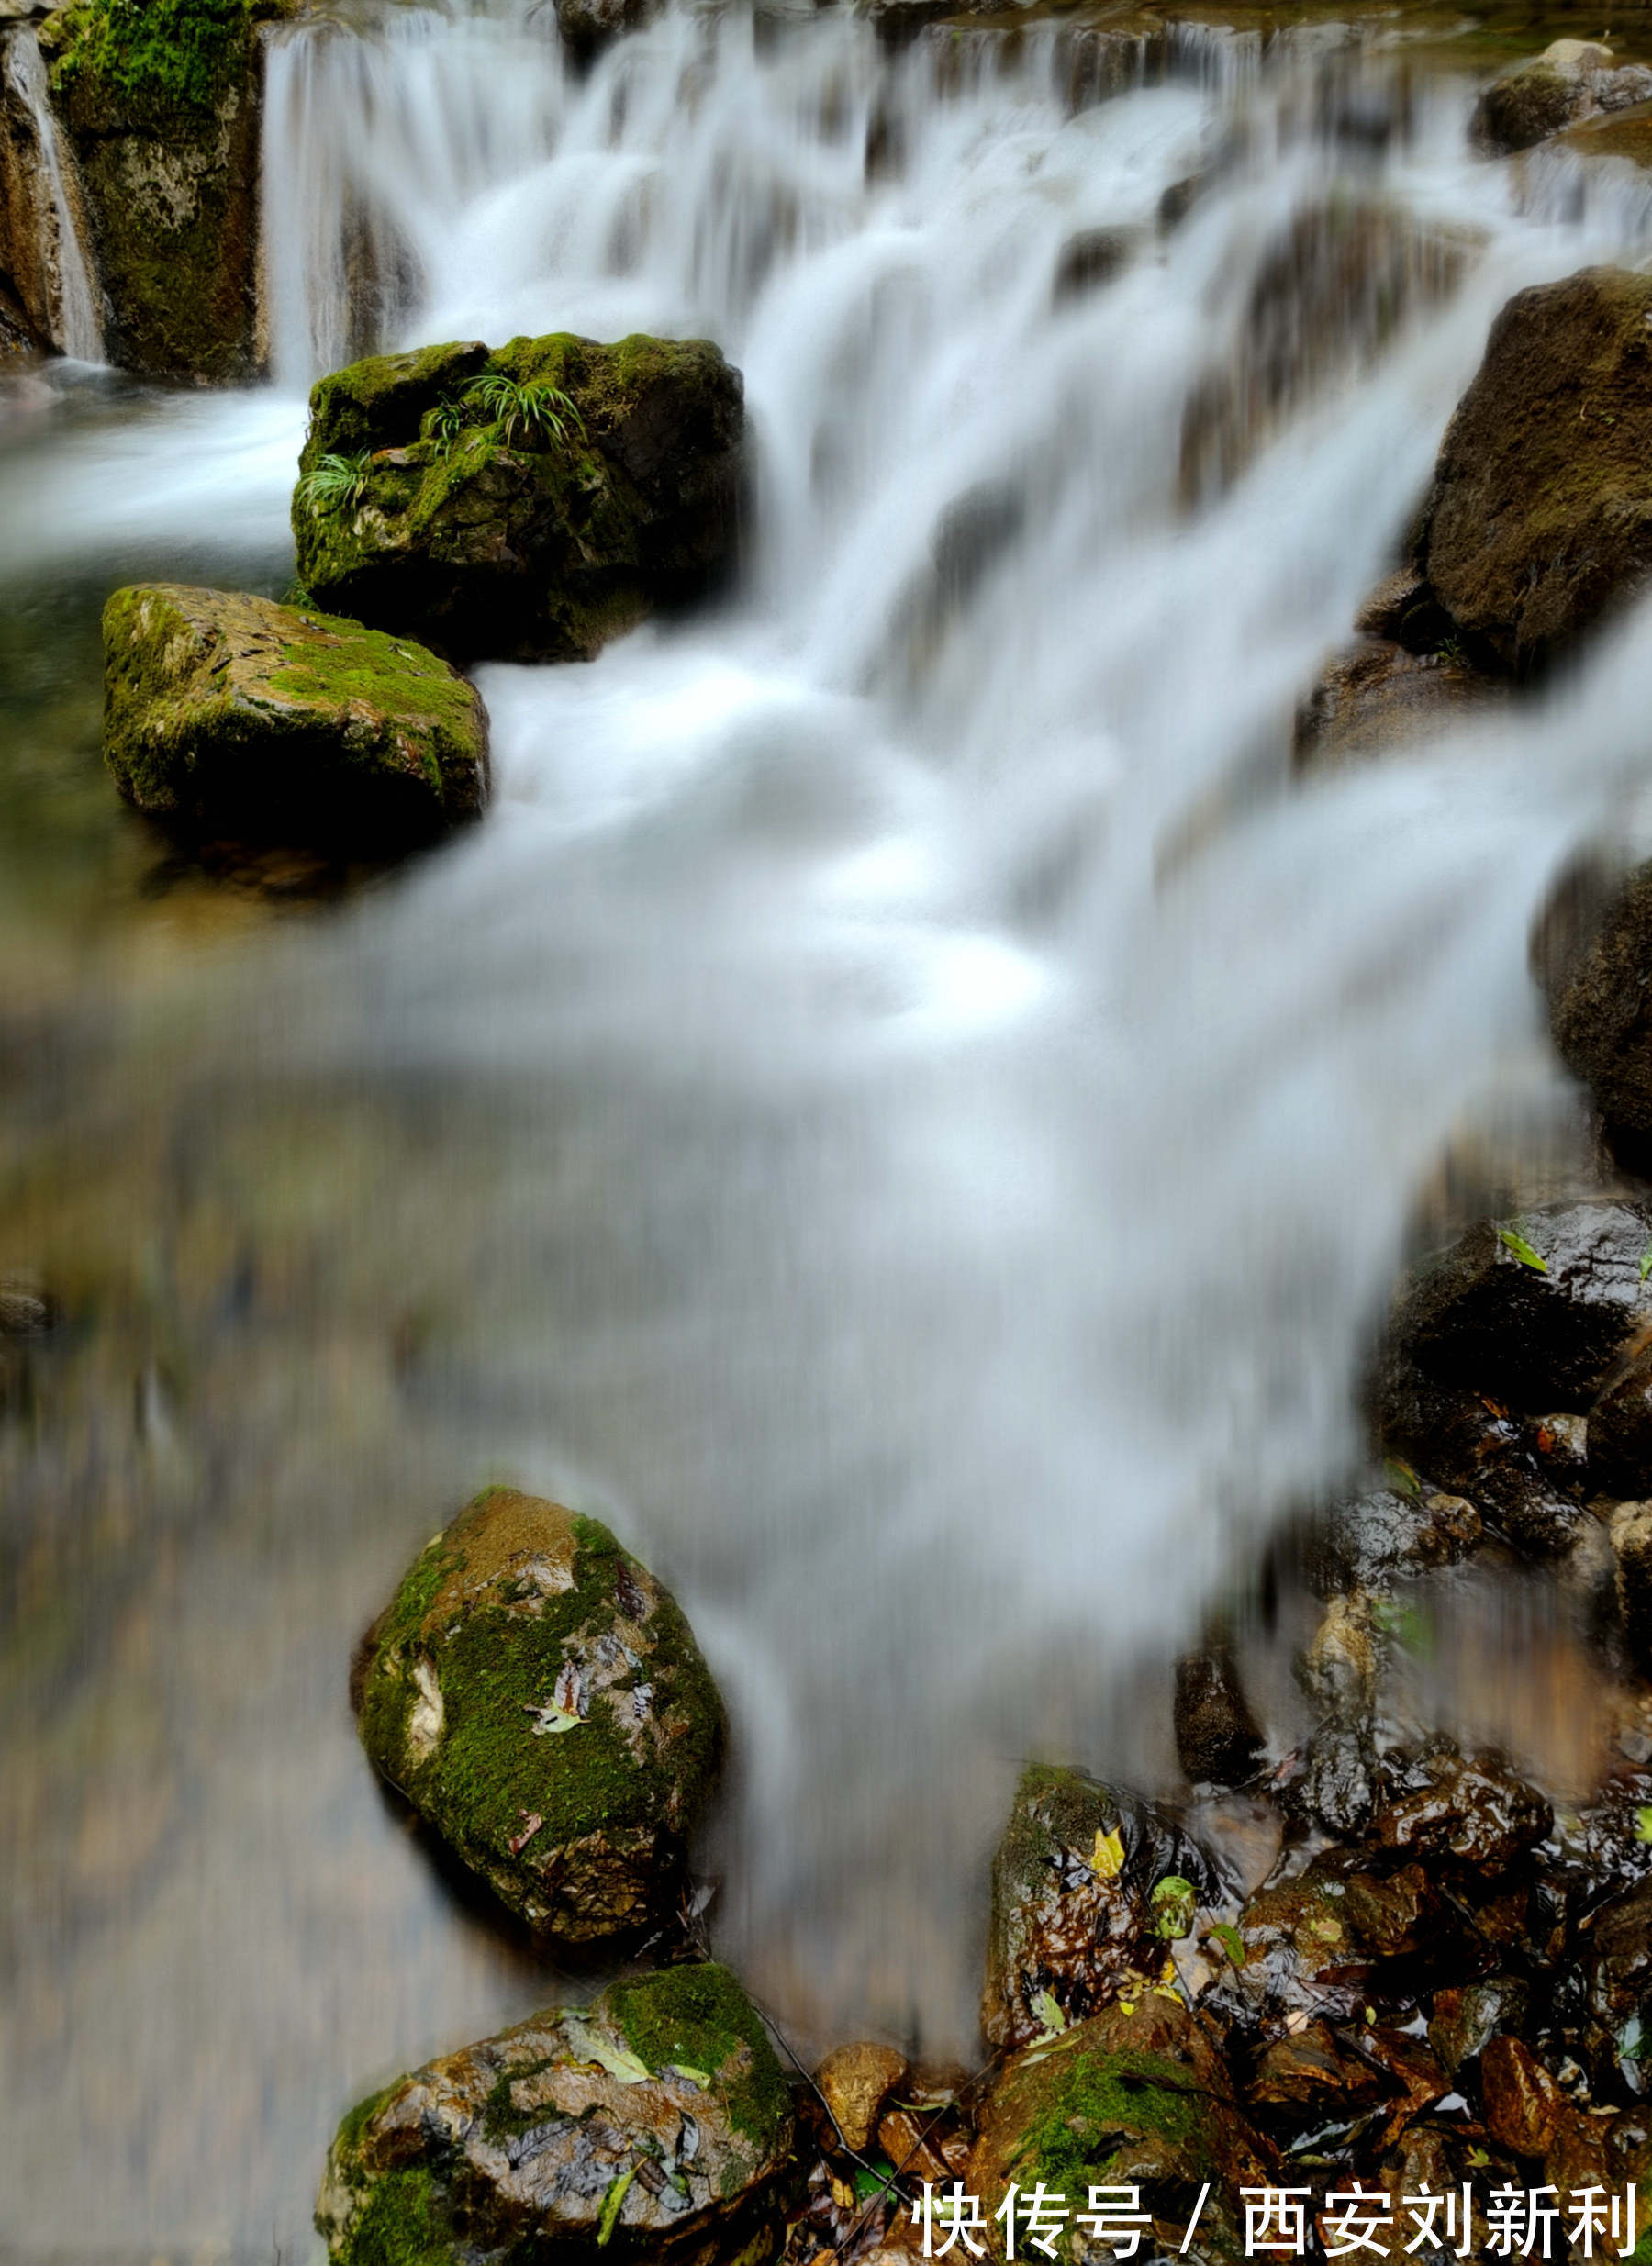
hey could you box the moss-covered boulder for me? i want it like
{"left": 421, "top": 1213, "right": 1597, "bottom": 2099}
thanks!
{"left": 102, "top": 585, "right": 488, "bottom": 852}
{"left": 292, "top": 331, "right": 745, "bottom": 664}
{"left": 39, "top": 0, "right": 277, "bottom": 380}
{"left": 966, "top": 1996, "right": 1275, "bottom": 2266}
{"left": 1469, "top": 39, "right": 1652, "bottom": 156}
{"left": 354, "top": 1488, "right": 726, "bottom": 1945}
{"left": 982, "top": 1763, "right": 1217, "bottom": 2051}
{"left": 316, "top": 1963, "right": 794, "bottom": 2266}
{"left": 1412, "top": 268, "right": 1652, "bottom": 676}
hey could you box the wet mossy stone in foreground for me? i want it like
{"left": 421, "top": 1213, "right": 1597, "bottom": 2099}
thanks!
{"left": 102, "top": 584, "right": 488, "bottom": 853}
{"left": 291, "top": 329, "right": 745, "bottom": 664}
{"left": 967, "top": 1995, "right": 1275, "bottom": 2266}
{"left": 317, "top": 1963, "right": 793, "bottom": 2266}
{"left": 354, "top": 1488, "right": 726, "bottom": 1945}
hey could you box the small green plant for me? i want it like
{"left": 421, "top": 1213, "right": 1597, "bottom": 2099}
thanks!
{"left": 1496, "top": 1224, "right": 1547, "bottom": 1274}
{"left": 297, "top": 450, "right": 374, "bottom": 515}
{"left": 463, "top": 373, "right": 585, "bottom": 449}
{"left": 424, "top": 396, "right": 469, "bottom": 452}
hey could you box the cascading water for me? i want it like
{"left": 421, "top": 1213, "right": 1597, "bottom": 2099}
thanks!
{"left": 3, "top": 26, "right": 104, "bottom": 363}
{"left": 6, "top": 2, "right": 1652, "bottom": 2249}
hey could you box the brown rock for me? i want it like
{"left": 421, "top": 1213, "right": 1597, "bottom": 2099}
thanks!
{"left": 1471, "top": 41, "right": 1652, "bottom": 156}
{"left": 1370, "top": 1743, "right": 1552, "bottom": 1875}
{"left": 1416, "top": 268, "right": 1652, "bottom": 675}
{"left": 814, "top": 2042, "right": 908, "bottom": 2154}
{"left": 1480, "top": 2034, "right": 1565, "bottom": 2158}
{"left": 1294, "top": 640, "right": 1508, "bottom": 771}
{"left": 1174, "top": 1646, "right": 1264, "bottom": 1786}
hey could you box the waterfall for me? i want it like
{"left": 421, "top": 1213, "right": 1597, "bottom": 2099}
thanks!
{"left": 3, "top": 25, "right": 103, "bottom": 363}
{"left": 10, "top": 8, "right": 1652, "bottom": 2238}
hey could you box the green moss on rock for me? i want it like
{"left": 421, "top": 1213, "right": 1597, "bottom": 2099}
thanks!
{"left": 317, "top": 1970, "right": 793, "bottom": 2263}
{"left": 610, "top": 1963, "right": 787, "bottom": 2150}
{"left": 968, "top": 1997, "right": 1276, "bottom": 2266}
{"left": 101, "top": 584, "right": 489, "bottom": 852}
{"left": 42, "top": 0, "right": 278, "bottom": 378}
{"left": 355, "top": 1489, "right": 726, "bottom": 1944}
{"left": 292, "top": 329, "right": 745, "bottom": 664}
{"left": 1415, "top": 266, "right": 1652, "bottom": 675}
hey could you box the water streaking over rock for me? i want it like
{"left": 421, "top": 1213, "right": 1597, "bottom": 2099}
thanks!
{"left": 8, "top": 1, "right": 1652, "bottom": 2250}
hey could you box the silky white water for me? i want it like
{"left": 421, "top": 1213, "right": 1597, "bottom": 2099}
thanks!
{"left": 6, "top": 2, "right": 1652, "bottom": 2249}
{"left": 3, "top": 25, "right": 104, "bottom": 363}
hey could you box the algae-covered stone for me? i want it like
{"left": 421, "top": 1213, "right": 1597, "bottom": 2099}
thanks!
{"left": 316, "top": 1963, "right": 793, "bottom": 2266}
{"left": 1414, "top": 268, "right": 1652, "bottom": 675}
{"left": 1469, "top": 40, "right": 1652, "bottom": 156}
{"left": 354, "top": 1488, "right": 725, "bottom": 1944}
{"left": 39, "top": 0, "right": 276, "bottom": 379}
{"left": 292, "top": 329, "right": 745, "bottom": 664}
{"left": 982, "top": 1763, "right": 1216, "bottom": 2050}
{"left": 102, "top": 584, "right": 488, "bottom": 851}
{"left": 966, "top": 1995, "right": 1275, "bottom": 2266}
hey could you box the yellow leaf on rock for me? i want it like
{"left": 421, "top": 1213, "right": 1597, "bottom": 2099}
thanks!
{"left": 1090, "top": 1827, "right": 1125, "bottom": 1880}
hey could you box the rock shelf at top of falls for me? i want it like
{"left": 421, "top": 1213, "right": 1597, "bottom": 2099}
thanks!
{"left": 292, "top": 330, "right": 747, "bottom": 665}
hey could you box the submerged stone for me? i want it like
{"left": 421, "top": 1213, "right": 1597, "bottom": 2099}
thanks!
{"left": 316, "top": 1963, "right": 793, "bottom": 2266}
{"left": 292, "top": 329, "right": 745, "bottom": 664}
{"left": 353, "top": 1487, "right": 725, "bottom": 1945}
{"left": 101, "top": 584, "right": 488, "bottom": 852}
{"left": 981, "top": 1762, "right": 1217, "bottom": 2050}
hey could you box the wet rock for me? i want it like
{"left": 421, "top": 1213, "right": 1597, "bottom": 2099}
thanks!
{"left": 1286, "top": 1592, "right": 1384, "bottom": 1836}
{"left": 1612, "top": 1502, "right": 1652, "bottom": 1672}
{"left": 1413, "top": 269, "right": 1652, "bottom": 675}
{"left": 0, "top": 1277, "right": 57, "bottom": 1335}
{"left": 1232, "top": 1852, "right": 1393, "bottom": 2024}
{"left": 1369, "top": 1741, "right": 1552, "bottom": 1876}
{"left": 981, "top": 1762, "right": 1217, "bottom": 2049}
{"left": 1311, "top": 1485, "right": 1482, "bottom": 1593}
{"left": 1052, "top": 225, "right": 1142, "bottom": 304}
{"left": 1552, "top": 862, "right": 1652, "bottom": 1158}
{"left": 1469, "top": 41, "right": 1652, "bottom": 158}
{"left": 966, "top": 1995, "right": 1275, "bottom": 2266}
{"left": 0, "top": 23, "right": 77, "bottom": 356}
{"left": 1592, "top": 1353, "right": 1652, "bottom": 1497}
{"left": 1472, "top": 1460, "right": 1593, "bottom": 1559}
{"left": 101, "top": 584, "right": 489, "bottom": 853}
{"left": 553, "top": 0, "right": 657, "bottom": 64}
{"left": 1429, "top": 1977, "right": 1532, "bottom": 2081}
{"left": 1384, "top": 1203, "right": 1652, "bottom": 1413}
{"left": 353, "top": 1487, "right": 725, "bottom": 1945}
{"left": 1248, "top": 2018, "right": 1384, "bottom": 2121}
{"left": 293, "top": 329, "right": 745, "bottom": 665}
{"left": 1480, "top": 2034, "right": 1566, "bottom": 2157}
{"left": 1561, "top": 98, "right": 1652, "bottom": 172}
{"left": 1289, "top": 1724, "right": 1380, "bottom": 1837}
{"left": 814, "top": 2042, "right": 907, "bottom": 2154}
{"left": 316, "top": 1962, "right": 793, "bottom": 2266}
{"left": 1293, "top": 640, "right": 1508, "bottom": 771}
{"left": 1179, "top": 199, "right": 1471, "bottom": 504}
{"left": 39, "top": 0, "right": 273, "bottom": 380}
{"left": 1174, "top": 1646, "right": 1264, "bottom": 1787}
{"left": 1586, "top": 1877, "right": 1652, "bottom": 2047}
{"left": 1354, "top": 566, "right": 1457, "bottom": 653}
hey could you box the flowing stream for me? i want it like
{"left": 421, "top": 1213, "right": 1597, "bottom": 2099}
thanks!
{"left": 6, "top": 1, "right": 1652, "bottom": 2253}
